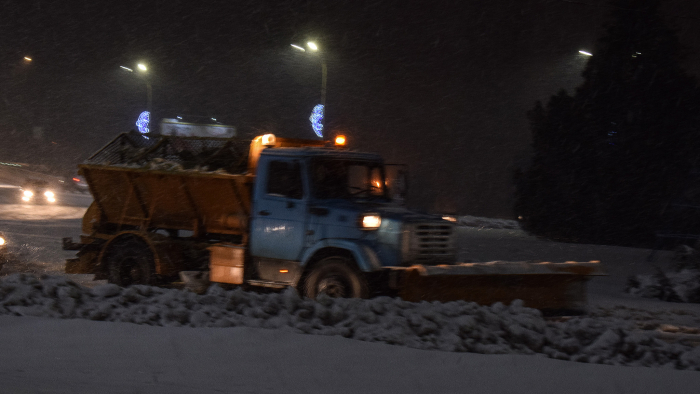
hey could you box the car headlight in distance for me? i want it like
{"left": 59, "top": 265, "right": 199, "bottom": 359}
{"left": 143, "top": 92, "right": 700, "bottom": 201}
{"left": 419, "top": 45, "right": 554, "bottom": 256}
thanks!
{"left": 0, "top": 236, "right": 5, "bottom": 246}
{"left": 23, "top": 190, "right": 33, "bottom": 197}
{"left": 44, "top": 191, "right": 55, "bottom": 198}
{"left": 360, "top": 213, "right": 381, "bottom": 230}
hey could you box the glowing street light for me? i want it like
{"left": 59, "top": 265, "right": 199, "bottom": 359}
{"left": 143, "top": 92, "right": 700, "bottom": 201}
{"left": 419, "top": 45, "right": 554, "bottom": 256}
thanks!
{"left": 292, "top": 41, "right": 327, "bottom": 138}
{"left": 120, "top": 63, "right": 153, "bottom": 113}
{"left": 578, "top": 50, "right": 593, "bottom": 56}
{"left": 23, "top": 56, "right": 32, "bottom": 62}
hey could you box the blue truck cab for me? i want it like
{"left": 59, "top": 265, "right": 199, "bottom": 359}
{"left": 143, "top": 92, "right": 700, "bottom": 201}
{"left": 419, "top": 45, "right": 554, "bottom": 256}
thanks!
{"left": 248, "top": 145, "right": 456, "bottom": 297}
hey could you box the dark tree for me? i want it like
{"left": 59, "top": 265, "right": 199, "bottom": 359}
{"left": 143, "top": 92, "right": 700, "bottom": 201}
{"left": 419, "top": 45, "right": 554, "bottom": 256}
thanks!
{"left": 516, "top": 0, "right": 700, "bottom": 246}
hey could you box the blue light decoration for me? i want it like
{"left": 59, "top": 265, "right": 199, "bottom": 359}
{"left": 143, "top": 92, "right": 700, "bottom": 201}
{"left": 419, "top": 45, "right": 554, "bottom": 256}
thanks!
{"left": 136, "top": 111, "right": 150, "bottom": 134}
{"left": 309, "top": 104, "right": 324, "bottom": 138}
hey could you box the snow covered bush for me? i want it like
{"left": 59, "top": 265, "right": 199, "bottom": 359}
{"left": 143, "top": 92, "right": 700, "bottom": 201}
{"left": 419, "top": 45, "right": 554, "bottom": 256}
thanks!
{"left": 626, "top": 246, "right": 700, "bottom": 303}
{"left": 457, "top": 215, "right": 520, "bottom": 230}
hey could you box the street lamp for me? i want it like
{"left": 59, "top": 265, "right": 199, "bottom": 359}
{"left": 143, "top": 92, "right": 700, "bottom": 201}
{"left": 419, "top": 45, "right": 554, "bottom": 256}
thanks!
{"left": 137, "top": 63, "right": 152, "bottom": 114}
{"left": 120, "top": 62, "right": 152, "bottom": 113}
{"left": 305, "top": 42, "right": 326, "bottom": 109}
{"left": 291, "top": 41, "right": 327, "bottom": 138}
{"left": 578, "top": 50, "right": 593, "bottom": 56}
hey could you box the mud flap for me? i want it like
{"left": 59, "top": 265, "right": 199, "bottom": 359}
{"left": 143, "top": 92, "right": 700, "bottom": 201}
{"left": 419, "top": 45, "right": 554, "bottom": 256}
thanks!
{"left": 180, "top": 271, "right": 210, "bottom": 294}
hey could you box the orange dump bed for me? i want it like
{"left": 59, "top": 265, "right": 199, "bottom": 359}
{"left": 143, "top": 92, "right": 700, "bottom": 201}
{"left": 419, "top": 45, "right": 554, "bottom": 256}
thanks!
{"left": 81, "top": 165, "right": 253, "bottom": 236}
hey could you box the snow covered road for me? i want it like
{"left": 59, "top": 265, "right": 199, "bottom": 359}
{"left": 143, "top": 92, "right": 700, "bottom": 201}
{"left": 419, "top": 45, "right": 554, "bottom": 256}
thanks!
{"left": 0, "top": 189, "right": 96, "bottom": 286}
{"left": 2, "top": 315, "right": 699, "bottom": 394}
{"left": 1, "top": 196, "right": 700, "bottom": 391}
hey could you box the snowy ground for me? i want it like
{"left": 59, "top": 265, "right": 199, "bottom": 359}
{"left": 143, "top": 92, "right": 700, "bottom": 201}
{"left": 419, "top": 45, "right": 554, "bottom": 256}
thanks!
{"left": 2, "top": 315, "right": 699, "bottom": 394}
{"left": 456, "top": 214, "right": 521, "bottom": 229}
{"left": 1, "top": 188, "right": 700, "bottom": 391}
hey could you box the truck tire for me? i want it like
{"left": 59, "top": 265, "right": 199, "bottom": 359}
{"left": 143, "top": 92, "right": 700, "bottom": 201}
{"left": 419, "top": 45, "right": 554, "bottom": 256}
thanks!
{"left": 104, "top": 236, "right": 156, "bottom": 286}
{"left": 303, "top": 257, "right": 369, "bottom": 299}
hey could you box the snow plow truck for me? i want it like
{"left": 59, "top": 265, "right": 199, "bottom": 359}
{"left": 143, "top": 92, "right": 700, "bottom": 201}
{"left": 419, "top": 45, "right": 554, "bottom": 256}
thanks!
{"left": 63, "top": 132, "right": 603, "bottom": 313}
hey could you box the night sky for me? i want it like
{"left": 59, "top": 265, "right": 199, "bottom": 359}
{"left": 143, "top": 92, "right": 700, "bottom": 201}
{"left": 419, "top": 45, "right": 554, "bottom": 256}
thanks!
{"left": 2, "top": 0, "right": 699, "bottom": 217}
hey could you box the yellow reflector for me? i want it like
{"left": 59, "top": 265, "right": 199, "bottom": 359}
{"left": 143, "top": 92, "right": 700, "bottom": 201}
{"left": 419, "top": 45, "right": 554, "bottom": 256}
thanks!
{"left": 335, "top": 135, "right": 346, "bottom": 146}
{"left": 279, "top": 269, "right": 289, "bottom": 273}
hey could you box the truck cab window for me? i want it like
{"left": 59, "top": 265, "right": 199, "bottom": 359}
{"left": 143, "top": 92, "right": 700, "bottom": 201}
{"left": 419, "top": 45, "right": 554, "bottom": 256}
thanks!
{"left": 266, "top": 160, "right": 303, "bottom": 199}
{"left": 311, "top": 159, "right": 387, "bottom": 200}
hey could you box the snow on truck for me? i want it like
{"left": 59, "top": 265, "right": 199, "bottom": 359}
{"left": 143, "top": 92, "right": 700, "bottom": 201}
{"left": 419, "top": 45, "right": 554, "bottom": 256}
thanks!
{"left": 63, "top": 132, "right": 603, "bottom": 312}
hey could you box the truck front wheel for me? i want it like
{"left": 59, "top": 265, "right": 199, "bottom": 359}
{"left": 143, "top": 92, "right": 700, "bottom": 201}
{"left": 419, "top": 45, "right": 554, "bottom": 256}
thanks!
{"left": 303, "top": 257, "right": 369, "bottom": 299}
{"left": 103, "top": 236, "right": 156, "bottom": 286}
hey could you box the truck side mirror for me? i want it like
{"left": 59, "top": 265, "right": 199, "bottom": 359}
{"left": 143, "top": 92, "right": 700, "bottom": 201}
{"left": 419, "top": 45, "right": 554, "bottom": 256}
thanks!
{"left": 385, "top": 164, "right": 409, "bottom": 205}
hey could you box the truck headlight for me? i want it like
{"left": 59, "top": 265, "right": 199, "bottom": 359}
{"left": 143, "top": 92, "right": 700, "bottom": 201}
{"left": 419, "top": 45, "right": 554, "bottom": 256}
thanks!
{"left": 359, "top": 213, "right": 381, "bottom": 230}
{"left": 23, "top": 190, "right": 33, "bottom": 197}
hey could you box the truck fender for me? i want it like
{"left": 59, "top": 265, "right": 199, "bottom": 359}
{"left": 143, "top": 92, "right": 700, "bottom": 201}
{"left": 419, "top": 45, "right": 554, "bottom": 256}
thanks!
{"left": 300, "top": 239, "right": 382, "bottom": 272}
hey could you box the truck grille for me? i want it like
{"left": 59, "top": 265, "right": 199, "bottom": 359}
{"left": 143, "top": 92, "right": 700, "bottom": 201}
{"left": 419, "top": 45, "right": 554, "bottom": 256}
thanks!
{"left": 402, "top": 222, "right": 456, "bottom": 265}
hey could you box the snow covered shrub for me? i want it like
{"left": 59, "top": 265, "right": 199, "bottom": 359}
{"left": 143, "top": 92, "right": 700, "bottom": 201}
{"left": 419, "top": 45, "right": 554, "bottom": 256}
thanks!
{"left": 626, "top": 246, "right": 700, "bottom": 303}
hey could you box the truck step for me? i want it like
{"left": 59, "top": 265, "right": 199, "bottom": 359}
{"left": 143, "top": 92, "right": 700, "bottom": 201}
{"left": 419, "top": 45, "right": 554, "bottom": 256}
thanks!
{"left": 246, "top": 280, "right": 289, "bottom": 289}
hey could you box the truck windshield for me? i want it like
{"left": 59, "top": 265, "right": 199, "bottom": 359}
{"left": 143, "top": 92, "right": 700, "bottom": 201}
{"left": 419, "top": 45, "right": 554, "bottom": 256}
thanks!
{"left": 311, "top": 159, "right": 388, "bottom": 201}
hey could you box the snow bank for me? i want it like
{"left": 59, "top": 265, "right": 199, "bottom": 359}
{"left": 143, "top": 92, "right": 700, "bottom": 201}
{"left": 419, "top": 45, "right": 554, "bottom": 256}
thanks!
{"left": 0, "top": 204, "right": 86, "bottom": 220}
{"left": 457, "top": 215, "right": 520, "bottom": 229}
{"left": 1, "top": 274, "right": 698, "bottom": 370}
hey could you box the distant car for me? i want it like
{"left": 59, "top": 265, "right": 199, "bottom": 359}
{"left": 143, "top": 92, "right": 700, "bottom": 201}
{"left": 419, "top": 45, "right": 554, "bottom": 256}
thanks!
{"left": 60, "top": 175, "right": 89, "bottom": 194}
{"left": 20, "top": 179, "right": 57, "bottom": 204}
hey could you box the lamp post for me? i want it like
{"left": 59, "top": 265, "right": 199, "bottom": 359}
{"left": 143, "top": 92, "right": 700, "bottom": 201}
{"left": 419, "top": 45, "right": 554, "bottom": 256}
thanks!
{"left": 120, "top": 63, "right": 152, "bottom": 113}
{"left": 137, "top": 63, "right": 152, "bottom": 114}
{"left": 305, "top": 41, "right": 327, "bottom": 108}
{"left": 291, "top": 41, "right": 327, "bottom": 138}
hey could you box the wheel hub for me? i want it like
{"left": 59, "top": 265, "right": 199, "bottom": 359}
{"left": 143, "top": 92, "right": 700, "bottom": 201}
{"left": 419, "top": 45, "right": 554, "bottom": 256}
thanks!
{"left": 118, "top": 257, "right": 143, "bottom": 285}
{"left": 317, "top": 277, "right": 347, "bottom": 298}
{"left": 129, "top": 264, "right": 143, "bottom": 283}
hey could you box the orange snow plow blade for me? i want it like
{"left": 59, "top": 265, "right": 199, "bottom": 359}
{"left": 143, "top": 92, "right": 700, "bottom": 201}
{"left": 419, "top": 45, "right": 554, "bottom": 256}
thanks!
{"left": 397, "top": 261, "right": 605, "bottom": 313}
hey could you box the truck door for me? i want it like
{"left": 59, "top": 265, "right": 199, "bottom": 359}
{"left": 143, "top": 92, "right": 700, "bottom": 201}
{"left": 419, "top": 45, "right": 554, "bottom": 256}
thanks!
{"left": 250, "top": 158, "right": 308, "bottom": 266}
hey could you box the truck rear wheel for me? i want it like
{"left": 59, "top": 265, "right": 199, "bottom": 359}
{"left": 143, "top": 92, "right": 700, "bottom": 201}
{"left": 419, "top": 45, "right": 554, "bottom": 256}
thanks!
{"left": 303, "top": 257, "right": 369, "bottom": 299}
{"left": 104, "top": 236, "right": 156, "bottom": 286}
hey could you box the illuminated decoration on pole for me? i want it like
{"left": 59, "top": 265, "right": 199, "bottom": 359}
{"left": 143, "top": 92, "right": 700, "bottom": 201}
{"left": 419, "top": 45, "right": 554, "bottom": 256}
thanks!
{"left": 136, "top": 111, "right": 150, "bottom": 134}
{"left": 309, "top": 104, "right": 324, "bottom": 138}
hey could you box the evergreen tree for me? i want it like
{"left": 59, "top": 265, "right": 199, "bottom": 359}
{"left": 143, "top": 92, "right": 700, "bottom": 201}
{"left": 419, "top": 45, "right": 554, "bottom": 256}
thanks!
{"left": 516, "top": 0, "right": 700, "bottom": 246}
